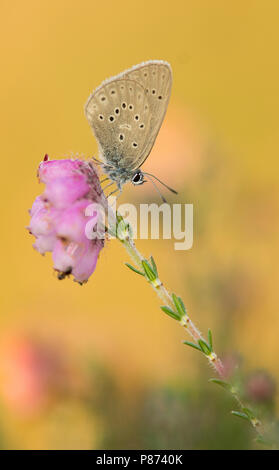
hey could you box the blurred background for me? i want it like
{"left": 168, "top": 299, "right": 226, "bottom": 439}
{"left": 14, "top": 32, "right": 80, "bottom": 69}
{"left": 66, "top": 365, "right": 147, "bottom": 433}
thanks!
{"left": 0, "top": 0, "right": 278, "bottom": 449}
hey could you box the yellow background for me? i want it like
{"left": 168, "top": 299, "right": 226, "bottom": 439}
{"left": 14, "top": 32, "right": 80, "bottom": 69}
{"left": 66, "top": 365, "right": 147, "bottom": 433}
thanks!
{"left": 0, "top": 0, "right": 278, "bottom": 449}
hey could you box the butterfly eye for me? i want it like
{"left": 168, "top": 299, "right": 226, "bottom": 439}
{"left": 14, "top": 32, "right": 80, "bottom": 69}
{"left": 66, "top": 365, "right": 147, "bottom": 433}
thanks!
{"left": 99, "top": 114, "right": 104, "bottom": 120}
{"left": 132, "top": 171, "right": 144, "bottom": 185}
{"left": 119, "top": 134, "right": 124, "bottom": 141}
{"left": 134, "top": 114, "right": 139, "bottom": 121}
{"left": 122, "top": 102, "right": 127, "bottom": 109}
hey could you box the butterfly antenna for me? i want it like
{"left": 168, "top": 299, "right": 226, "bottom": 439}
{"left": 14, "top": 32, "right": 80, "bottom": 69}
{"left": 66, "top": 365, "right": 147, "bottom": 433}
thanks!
{"left": 144, "top": 174, "right": 168, "bottom": 203}
{"left": 143, "top": 172, "right": 178, "bottom": 195}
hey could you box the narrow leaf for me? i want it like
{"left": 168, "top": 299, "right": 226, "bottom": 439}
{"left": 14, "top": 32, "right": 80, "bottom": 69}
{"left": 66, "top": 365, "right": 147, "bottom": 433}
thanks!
{"left": 142, "top": 260, "right": 157, "bottom": 281}
{"left": 177, "top": 297, "right": 186, "bottom": 314}
{"left": 242, "top": 407, "right": 256, "bottom": 420}
{"left": 231, "top": 411, "right": 250, "bottom": 421}
{"left": 198, "top": 339, "right": 212, "bottom": 355}
{"left": 160, "top": 306, "right": 180, "bottom": 321}
{"left": 183, "top": 341, "right": 202, "bottom": 352}
{"left": 116, "top": 213, "right": 123, "bottom": 223}
{"left": 255, "top": 435, "right": 272, "bottom": 447}
{"left": 172, "top": 293, "right": 184, "bottom": 319}
{"left": 125, "top": 263, "right": 144, "bottom": 276}
{"left": 150, "top": 256, "right": 158, "bottom": 276}
{"left": 208, "top": 329, "right": 213, "bottom": 350}
{"left": 209, "top": 378, "right": 232, "bottom": 391}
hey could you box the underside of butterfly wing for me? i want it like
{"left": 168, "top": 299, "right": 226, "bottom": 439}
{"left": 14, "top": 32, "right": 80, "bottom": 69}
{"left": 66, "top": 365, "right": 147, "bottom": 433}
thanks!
{"left": 122, "top": 61, "right": 172, "bottom": 169}
{"left": 85, "top": 78, "right": 152, "bottom": 178}
{"left": 85, "top": 60, "right": 172, "bottom": 186}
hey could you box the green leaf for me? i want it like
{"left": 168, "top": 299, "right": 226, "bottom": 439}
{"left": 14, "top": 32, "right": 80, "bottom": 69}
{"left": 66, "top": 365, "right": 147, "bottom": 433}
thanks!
{"left": 198, "top": 339, "right": 212, "bottom": 355}
{"left": 125, "top": 263, "right": 144, "bottom": 276}
{"left": 209, "top": 378, "right": 232, "bottom": 391}
{"left": 171, "top": 293, "right": 180, "bottom": 310}
{"left": 172, "top": 293, "right": 184, "bottom": 319}
{"left": 255, "top": 435, "right": 272, "bottom": 447}
{"left": 231, "top": 411, "right": 250, "bottom": 421}
{"left": 116, "top": 213, "right": 123, "bottom": 223}
{"left": 183, "top": 341, "right": 202, "bottom": 352}
{"left": 208, "top": 329, "right": 213, "bottom": 350}
{"left": 177, "top": 297, "right": 186, "bottom": 314}
{"left": 142, "top": 260, "right": 157, "bottom": 281}
{"left": 150, "top": 256, "right": 158, "bottom": 276}
{"left": 242, "top": 407, "right": 257, "bottom": 421}
{"left": 160, "top": 306, "right": 180, "bottom": 321}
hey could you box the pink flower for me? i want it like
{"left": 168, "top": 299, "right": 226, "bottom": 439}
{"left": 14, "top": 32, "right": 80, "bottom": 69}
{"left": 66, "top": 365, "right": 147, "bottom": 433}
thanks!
{"left": 28, "top": 155, "right": 106, "bottom": 284}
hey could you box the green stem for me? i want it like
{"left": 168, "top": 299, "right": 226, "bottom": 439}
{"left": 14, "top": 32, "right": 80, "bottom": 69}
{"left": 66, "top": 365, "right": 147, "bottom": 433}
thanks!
{"left": 122, "top": 234, "right": 224, "bottom": 375}
{"left": 116, "top": 215, "right": 266, "bottom": 443}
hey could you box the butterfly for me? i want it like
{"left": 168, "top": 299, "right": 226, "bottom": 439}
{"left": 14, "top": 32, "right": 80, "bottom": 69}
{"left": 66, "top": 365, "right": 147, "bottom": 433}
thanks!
{"left": 85, "top": 60, "right": 177, "bottom": 201}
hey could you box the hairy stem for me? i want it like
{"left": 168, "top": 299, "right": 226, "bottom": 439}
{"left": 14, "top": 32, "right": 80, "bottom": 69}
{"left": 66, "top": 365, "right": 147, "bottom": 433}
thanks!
{"left": 122, "top": 235, "right": 224, "bottom": 376}
{"left": 116, "top": 216, "right": 266, "bottom": 443}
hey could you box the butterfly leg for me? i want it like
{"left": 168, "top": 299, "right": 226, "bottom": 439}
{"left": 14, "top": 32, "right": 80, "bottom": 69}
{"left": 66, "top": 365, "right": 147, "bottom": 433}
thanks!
{"left": 107, "top": 188, "right": 120, "bottom": 198}
{"left": 102, "top": 181, "right": 114, "bottom": 191}
{"left": 100, "top": 177, "right": 110, "bottom": 183}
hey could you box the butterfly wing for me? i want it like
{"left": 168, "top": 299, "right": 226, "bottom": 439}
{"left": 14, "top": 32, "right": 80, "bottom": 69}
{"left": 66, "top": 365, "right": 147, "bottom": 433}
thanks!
{"left": 85, "top": 60, "right": 172, "bottom": 172}
{"left": 85, "top": 78, "right": 152, "bottom": 171}
{"left": 121, "top": 60, "right": 172, "bottom": 169}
